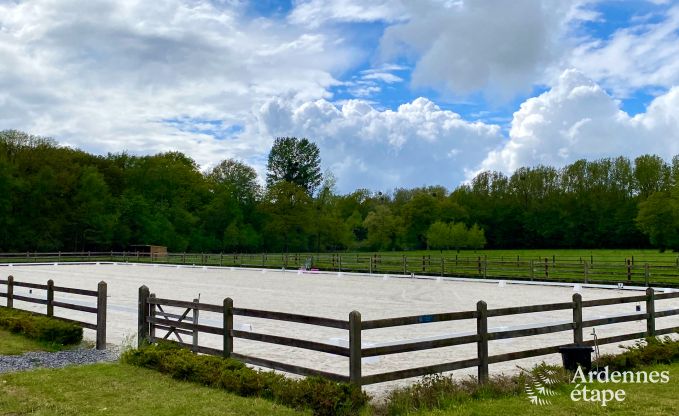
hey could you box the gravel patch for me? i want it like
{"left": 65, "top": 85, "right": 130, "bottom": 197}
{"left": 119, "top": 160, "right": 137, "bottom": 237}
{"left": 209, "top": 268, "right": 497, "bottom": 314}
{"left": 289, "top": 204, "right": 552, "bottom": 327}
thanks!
{"left": 0, "top": 347, "right": 121, "bottom": 373}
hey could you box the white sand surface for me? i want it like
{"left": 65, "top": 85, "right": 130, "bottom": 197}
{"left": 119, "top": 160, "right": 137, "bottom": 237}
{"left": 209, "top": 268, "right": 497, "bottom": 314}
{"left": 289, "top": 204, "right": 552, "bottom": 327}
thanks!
{"left": 2, "top": 263, "right": 678, "bottom": 396}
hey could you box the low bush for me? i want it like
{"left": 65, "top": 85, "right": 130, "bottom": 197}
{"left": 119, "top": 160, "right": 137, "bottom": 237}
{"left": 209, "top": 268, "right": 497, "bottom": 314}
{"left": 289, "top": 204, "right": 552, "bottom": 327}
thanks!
{"left": 0, "top": 306, "right": 82, "bottom": 345}
{"left": 595, "top": 335, "right": 679, "bottom": 371}
{"left": 122, "top": 342, "right": 369, "bottom": 416}
{"left": 378, "top": 364, "right": 569, "bottom": 416}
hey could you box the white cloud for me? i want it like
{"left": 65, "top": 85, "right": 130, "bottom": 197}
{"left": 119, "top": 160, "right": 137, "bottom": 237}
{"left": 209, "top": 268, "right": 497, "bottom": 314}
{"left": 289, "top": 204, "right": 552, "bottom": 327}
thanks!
{"left": 340, "top": 65, "right": 407, "bottom": 98}
{"left": 257, "top": 97, "right": 503, "bottom": 191}
{"left": 570, "top": 5, "right": 679, "bottom": 95}
{"left": 0, "top": 0, "right": 360, "bottom": 169}
{"left": 3, "top": 0, "right": 679, "bottom": 195}
{"left": 379, "top": 0, "right": 592, "bottom": 98}
{"left": 476, "top": 69, "right": 679, "bottom": 177}
{"left": 288, "top": 0, "right": 406, "bottom": 28}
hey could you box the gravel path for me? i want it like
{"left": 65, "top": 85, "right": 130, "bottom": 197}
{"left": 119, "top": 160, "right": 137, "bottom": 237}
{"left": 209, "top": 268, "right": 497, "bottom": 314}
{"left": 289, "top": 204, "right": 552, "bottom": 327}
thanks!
{"left": 0, "top": 347, "right": 121, "bottom": 373}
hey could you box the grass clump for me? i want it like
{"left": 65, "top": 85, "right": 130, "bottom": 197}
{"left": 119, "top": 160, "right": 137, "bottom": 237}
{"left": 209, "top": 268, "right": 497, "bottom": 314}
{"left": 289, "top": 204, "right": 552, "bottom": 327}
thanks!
{"left": 122, "top": 341, "right": 369, "bottom": 416}
{"left": 377, "top": 364, "right": 570, "bottom": 415}
{"left": 595, "top": 335, "right": 679, "bottom": 371}
{"left": 0, "top": 306, "right": 82, "bottom": 346}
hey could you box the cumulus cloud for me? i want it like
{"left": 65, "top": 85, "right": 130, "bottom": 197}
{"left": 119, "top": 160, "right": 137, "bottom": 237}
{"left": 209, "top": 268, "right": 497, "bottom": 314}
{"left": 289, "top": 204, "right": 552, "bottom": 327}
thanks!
{"left": 257, "top": 97, "right": 503, "bottom": 191}
{"left": 571, "top": 4, "right": 679, "bottom": 95}
{"left": 476, "top": 69, "right": 679, "bottom": 176}
{"left": 379, "top": 0, "right": 591, "bottom": 98}
{"left": 0, "top": 0, "right": 359, "bottom": 168}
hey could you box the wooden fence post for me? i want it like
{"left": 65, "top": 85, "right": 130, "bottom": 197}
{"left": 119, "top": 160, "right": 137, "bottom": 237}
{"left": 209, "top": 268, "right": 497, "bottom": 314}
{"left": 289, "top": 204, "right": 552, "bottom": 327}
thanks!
{"left": 544, "top": 258, "right": 549, "bottom": 278}
{"left": 349, "top": 310, "right": 362, "bottom": 386}
{"left": 573, "top": 293, "right": 583, "bottom": 344}
{"left": 626, "top": 259, "right": 632, "bottom": 281}
{"left": 148, "top": 293, "right": 156, "bottom": 341}
{"left": 96, "top": 281, "right": 107, "bottom": 350}
{"left": 529, "top": 260, "right": 534, "bottom": 281}
{"left": 46, "top": 279, "right": 54, "bottom": 317}
{"left": 477, "top": 301, "right": 489, "bottom": 384}
{"left": 441, "top": 257, "right": 445, "bottom": 276}
{"left": 192, "top": 298, "right": 200, "bottom": 351}
{"left": 6, "top": 275, "right": 13, "bottom": 308}
{"left": 584, "top": 261, "right": 589, "bottom": 284}
{"left": 644, "top": 263, "right": 650, "bottom": 287}
{"left": 224, "top": 298, "right": 233, "bottom": 358}
{"left": 138, "top": 285, "right": 150, "bottom": 348}
{"left": 646, "top": 288, "right": 655, "bottom": 337}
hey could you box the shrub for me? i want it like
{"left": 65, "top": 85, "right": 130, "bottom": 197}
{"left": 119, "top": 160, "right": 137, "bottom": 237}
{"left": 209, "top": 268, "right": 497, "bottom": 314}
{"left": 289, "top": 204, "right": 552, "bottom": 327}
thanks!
{"left": 0, "top": 306, "right": 82, "bottom": 345}
{"left": 379, "top": 363, "right": 570, "bottom": 416}
{"left": 595, "top": 336, "right": 679, "bottom": 371}
{"left": 122, "top": 342, "right": 369, "bottom": 416}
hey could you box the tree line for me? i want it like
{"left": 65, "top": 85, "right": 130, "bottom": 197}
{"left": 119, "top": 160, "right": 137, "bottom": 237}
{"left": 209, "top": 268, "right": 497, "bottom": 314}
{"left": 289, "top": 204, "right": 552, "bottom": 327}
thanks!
{"left": 1, "top": 130, "right": 678, "bottom": 253}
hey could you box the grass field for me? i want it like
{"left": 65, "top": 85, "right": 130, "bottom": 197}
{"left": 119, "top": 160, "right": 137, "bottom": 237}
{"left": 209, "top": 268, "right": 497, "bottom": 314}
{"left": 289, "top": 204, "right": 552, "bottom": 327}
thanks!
{"left": 0, "top": 363, "right": 304, "bottom": 416}
{"left": 4, "top": 248, "right": 679, "bottom": 287}
{"left": 415, "top": 362, "right": 679, "bottom": 416}
{"left": 0, "top": 328, "right": 64, "bottom": 355}
{"left": 1, "top": 360, "right": 677, "bottom": 415}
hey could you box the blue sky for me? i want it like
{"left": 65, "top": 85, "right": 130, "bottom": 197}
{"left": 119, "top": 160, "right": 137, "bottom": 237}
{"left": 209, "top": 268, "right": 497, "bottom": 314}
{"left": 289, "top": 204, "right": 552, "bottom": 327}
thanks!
{"left": 1, "top": 0, "right": 679, "bottom": 192}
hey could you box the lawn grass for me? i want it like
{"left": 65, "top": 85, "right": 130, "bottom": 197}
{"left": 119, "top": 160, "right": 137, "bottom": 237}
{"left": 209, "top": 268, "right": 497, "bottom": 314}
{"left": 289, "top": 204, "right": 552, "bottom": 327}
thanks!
{"left": 0, "top": 327, "right": 56, "bottom": 355}
{"left": 414, "top": 362, "right": 679, "bottom": 416}
{"left": 0, "top": 362, "right": 305, "bottom": 416}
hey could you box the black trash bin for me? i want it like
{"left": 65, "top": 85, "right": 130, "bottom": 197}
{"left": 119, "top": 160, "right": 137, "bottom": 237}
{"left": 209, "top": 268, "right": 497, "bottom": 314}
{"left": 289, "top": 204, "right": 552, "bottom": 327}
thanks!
{"left": 558, "top": 345, "right": 594, "bottom": 372}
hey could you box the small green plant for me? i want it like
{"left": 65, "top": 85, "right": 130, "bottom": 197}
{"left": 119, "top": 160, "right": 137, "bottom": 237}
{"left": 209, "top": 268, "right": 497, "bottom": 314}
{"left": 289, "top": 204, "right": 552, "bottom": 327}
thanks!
{"left": 122, "top": 341, "right": 369, "bottom": 416}
{"left": 377, "top": 363, "right": 570, "bottom": 415}
{"left": 0, "top": 306, "right": 82, "bottom": 345}
{"left": 595, "top": 335, "right": 679, "bottom": 371}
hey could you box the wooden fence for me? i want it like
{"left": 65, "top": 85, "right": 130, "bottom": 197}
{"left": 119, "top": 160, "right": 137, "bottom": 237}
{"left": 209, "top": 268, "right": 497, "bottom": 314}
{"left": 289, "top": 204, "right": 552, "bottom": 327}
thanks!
{"left": 3, "top": 251, "right": 679, "bottom": 287}
{"left": 0, "top": 276, "right": 108, "bottom": 349}
{"left": 137, "top": 285, "right": 679, "bottom": 386}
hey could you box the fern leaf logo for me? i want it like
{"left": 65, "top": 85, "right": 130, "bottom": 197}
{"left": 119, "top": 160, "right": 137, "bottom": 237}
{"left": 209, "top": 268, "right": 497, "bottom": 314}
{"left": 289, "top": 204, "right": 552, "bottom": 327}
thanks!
{"left": 525, "top": 369, "right": 560, "bottom": 405}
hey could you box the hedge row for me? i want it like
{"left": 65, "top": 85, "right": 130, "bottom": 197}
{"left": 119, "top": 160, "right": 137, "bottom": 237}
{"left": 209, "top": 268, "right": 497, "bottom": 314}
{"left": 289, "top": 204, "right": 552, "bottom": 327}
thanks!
{"left": 121, "top": 342, "right": 369, "bottom": 416}
{"left": 0, "top": 306, "right": 83, "bottom": 345}
{"left": 596, "top": 336, "right": 679, "bottom": 371}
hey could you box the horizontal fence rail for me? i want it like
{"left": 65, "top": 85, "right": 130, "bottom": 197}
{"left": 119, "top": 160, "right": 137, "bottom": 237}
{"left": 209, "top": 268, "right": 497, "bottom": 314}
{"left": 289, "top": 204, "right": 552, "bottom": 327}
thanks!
{"left": 137, "top": 285, "right": 679, "bottom": 386}
{"left": 0, "top": 275, "right": 107, "bottom": 349}
{"left": 4, "top": 251, "right": 679, "bottom": 287}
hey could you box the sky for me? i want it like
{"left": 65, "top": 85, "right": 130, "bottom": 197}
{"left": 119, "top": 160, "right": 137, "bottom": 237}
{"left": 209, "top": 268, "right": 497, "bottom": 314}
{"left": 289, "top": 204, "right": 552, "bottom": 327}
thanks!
{"left": 1, "top": 0, "right": 679, "bottom": 193}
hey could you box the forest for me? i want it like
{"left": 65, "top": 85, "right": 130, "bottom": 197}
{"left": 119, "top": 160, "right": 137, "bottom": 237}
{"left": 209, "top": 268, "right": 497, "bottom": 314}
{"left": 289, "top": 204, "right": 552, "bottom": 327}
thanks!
{"left": 1, "top": 130, "right": 678, "bottom": 253}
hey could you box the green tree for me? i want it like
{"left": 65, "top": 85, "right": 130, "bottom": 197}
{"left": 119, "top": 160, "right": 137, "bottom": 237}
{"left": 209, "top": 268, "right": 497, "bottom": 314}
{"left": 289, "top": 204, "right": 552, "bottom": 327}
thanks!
{"left": 466, "top": 224, "right": 487, "bottom": 249}
{"left": 72, "top": 167, "right": 117, "bottom": 250}
{"left": 426, "top": 221, "right": 451, "bottom": 251}
{"left": 363, "top": 205, "right": 403, "bottom": 250}
{"left": 636, "top": 190, "right": 679, "bottom": 251}
{"left": 449, "top": 222, "right": 468, "bottom": 251}
{"left": 208, "top": 159, "right": 261, "bottom": 204}
{"left": 260, "top": 181, "right": 313, "bottom": 252}
{"left": 266, "top": 137, "right": 322, "bottom": 194}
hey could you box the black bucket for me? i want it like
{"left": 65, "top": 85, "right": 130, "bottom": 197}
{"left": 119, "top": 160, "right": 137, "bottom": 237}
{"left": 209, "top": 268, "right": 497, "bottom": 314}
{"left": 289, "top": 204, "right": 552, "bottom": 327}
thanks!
{"left": 558, "top": 345, "right": 594, "bottom": 372}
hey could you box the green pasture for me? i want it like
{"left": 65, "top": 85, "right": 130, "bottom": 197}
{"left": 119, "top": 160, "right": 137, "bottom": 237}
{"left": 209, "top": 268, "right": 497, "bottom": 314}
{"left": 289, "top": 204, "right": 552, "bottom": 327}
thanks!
{"left": 2, "top": 248, "right": 679, "bottom": 286}
{"left": 0, "top": 363, "right": 303, "bottom": 416}
{"left": 415, "top": 362, "right": 679, "bottom": 416}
